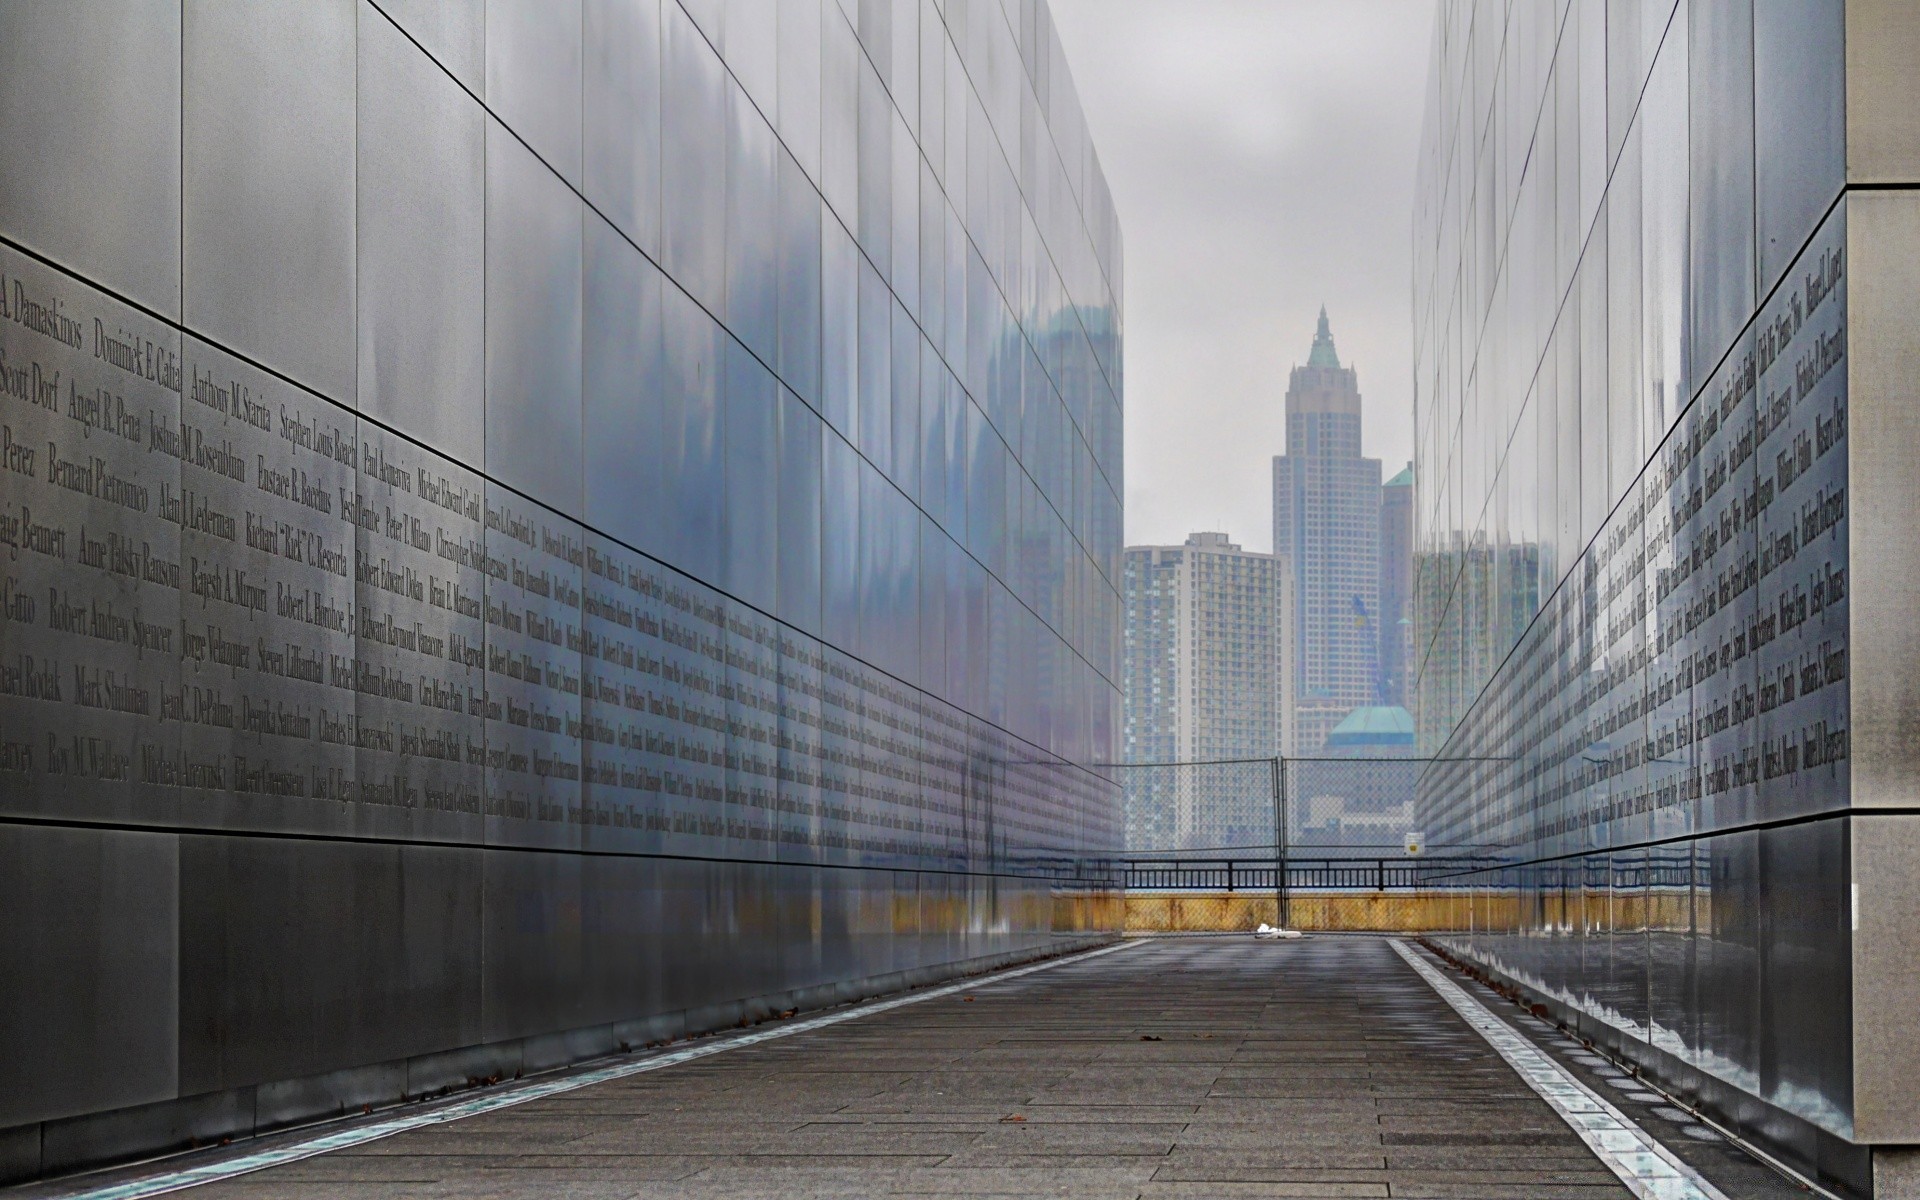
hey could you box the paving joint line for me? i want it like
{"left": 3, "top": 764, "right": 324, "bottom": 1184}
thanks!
{"left": 1390, "top": 937, "right": 1731, "bottom": 1200}
{"left": 45, "top": 939, "right": 1145, "bottom": 1200}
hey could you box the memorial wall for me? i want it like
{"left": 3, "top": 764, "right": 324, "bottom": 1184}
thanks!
{"left": 0, "top": 0, "right": 1124, "bottom": 1179}
{"left": 1409, "top": 3, "right": 1920, "bottom": 1193}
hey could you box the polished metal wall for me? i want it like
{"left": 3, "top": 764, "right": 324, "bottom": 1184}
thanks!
{"left": 1409, "top": 2, "right": 1920, "bottom": 1193}
{"left": 0, "top": 0, "right": 1123, "bottom": 1177}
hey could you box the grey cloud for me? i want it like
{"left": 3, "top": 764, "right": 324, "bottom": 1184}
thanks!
{"left": 1051, "top": 0, "right": 1435, "bottom": 552}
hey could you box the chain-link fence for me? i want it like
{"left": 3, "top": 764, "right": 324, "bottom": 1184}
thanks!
{"left": 1115, "top": 758, "right": 1279, "bottom": 857}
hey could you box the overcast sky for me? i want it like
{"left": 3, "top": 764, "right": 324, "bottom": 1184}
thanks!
{"left": 1050, "top": 0, "right": 1437, "bottom": 554}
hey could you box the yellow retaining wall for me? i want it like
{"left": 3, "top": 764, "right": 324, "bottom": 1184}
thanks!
{"left": 1124, "top": 891, "right": 1473, "bottom": 933}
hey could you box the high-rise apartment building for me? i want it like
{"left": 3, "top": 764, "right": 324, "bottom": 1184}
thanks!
{"left": 1273, "top": 310, "right": 1382, "bottom": 753}
{"left": 1378, "top": 463, "right": 1414, "bottom": 709}
{"left": 1413, "top": 3, "right": 1920, "bottom": 1190}
{"left": 1123, "top": 533, "right": 1293, "bottom": 850}
{"left": 0, "top": 0, "right": 1122, "bottom": 1176}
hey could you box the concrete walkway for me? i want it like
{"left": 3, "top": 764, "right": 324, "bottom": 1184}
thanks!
{"left": 88, "top": 938, "right": 1805, "bottom": 1199}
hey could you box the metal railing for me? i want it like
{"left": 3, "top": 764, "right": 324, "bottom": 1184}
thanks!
{"left": 1121, "top": 855, "right": 1498, "bottom": 893}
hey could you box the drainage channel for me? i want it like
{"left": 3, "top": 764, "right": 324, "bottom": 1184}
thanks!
{"left": 1392, "top": 939, "right": 1838, "bottom": 1200}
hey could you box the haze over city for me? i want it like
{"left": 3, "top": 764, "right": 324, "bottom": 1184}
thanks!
{"left": 0, "top": 2, "right": 1909, "bottom": 1197}
{"left": 1053, "top": 0, "right": 1434, "bottom": 551}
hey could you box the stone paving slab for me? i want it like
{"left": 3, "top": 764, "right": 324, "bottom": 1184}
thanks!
{"left": 86, "top": 937, "right": 1819, "bottom": 1199}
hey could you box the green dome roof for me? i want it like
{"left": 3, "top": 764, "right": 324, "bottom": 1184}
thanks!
{"left": 1324, "top": 705, "right": 1415, "bottom": 747}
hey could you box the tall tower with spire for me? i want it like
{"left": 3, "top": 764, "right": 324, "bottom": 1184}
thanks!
{"left": 1273, "top": 309, "right": 1383, "bottom": 755}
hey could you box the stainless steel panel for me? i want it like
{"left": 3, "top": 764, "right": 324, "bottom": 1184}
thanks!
{"left": 375, "top": 0, "right": 485, "bottom": 92}
{"left": 820, "top": 212, "right": 860, "bottom": 439}
{"left": 724, "top": 0, "right": 778, "bottom": 115}
{"left": 183, "top": 0, "right": 358, "bottom": 400}
{"left": 819, "top": 5, "right": 861, "bottom": 230}
{"left": 775, "top": 628, "right": 828, "bottom": 864}
{"left": 352, "top": 422, "right": 487, "bottom": 846}
{"left": 576, "top": 532, "right": 664, "bottom": 859}
{"left": 775, "top": 136, "right": 824, "bottom": 411}
{"left": 1752, "top": 206, "right": 1848, "bottom": 826}
{"left": 679, "top": 0, "right": 723, "bottom": 46}
{"left": 857, "top": 259, "right": 891, "bottom": 472}
{"left": 1698, "top": 831, "right": 1765, "bottom": 1099}
{"left": 177, "top": 835, "right": 481, "bottom": 1094}
{"left": 0, "top": 245, "right": 185, "bottom": 829}
{"left": 817, "top": 432, "right": 856, "bottom": 656}
{"left": 660, "top": 3, "right": 729, "bottom": 313}
{"left": 1646, "top": 841, "right": 1699, "bottom": 1066}
{"left": 0, "top": 0, "right": 182, "bottom": 317}
{"left": 479, "top": 847, "right": 585, "bottom": 1043}
{"left": 583, "top": 0, "right": 662, "bottom": 257}
{"left": 479, "top": 481, "right": 584, "bottom": 854}
{"left": 776, "top": 0, "right": 823, "bottom": 183}
{"left": 721, "top": 340, "right": 778, "bottom": 613}
{"left": 890, "top": 108, "right": 920, "bottom": 313}
{"left": 483, "top": 119, "right": 584, "bottom": 515}
{"left": 723, "top": 622, "right": 781, "bottom": 861}
{"left": 659, "top": 281, "right": 723, "bottom": 584}
{"left": 176, "top": 336, "right": 359, "bottom": 839}
{"left": 776, "top": 390, "right": 824, "bottom": 637}
{"left": 0, "top": 825, "right": 177, "bottom": 1128}
{"left": 889, "top": 306, "right": 922, "bottom": 503}
{"left": 358, "top": 4, "right": 487, "bottom": 462}
{"left": 579, "top": 851, "right": 667, "bottom": 1027}
{"left": 725, "top": 87, "right": 781, "bottom": 362}
{"left": 856, "top": 56, "right": 892, "bottom": 276}
{"left": 1753, "top": 0, "right": 1845, "bottom": 294}
{"left": 1686, "top": 0, "right": 1755, "bottom": 371}
{"left": 1757, "top": 818, "right": 1852, "bottom": 1138}
{"left": 485, "top": 0, "right": 583, "bottom": 186}
{"left": 582, "top": 214, "right": 662, "bottom": 554}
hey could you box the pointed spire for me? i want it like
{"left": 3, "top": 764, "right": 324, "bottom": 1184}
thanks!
{"left": 1307, "top": 306, "right": 1341, "bottom": 369}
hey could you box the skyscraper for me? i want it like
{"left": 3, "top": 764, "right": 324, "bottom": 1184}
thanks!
{"left": 1273, "top": 310, "right": 1382, "bottom": 753}
{"left": 0, "top": 0, "right": 1122, "bottom": 1175}
{"left": 1123, "top": 533, "right": 1293, "bottom": 851}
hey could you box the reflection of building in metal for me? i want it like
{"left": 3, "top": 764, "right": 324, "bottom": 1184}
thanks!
{"left": 1292, "top": 708, "right": 1416, "bottom": 847}
{"left": 1410, "top": 538, "right": 1542, "bottom": 753}
{"left": 0, "top": 1, "right": 1124, "bottom": 1178}
{"left": 1378, "top": 463, "right": 1414, "bottom": 708}
{"left": 1123, "top": 533, "right": 1293, "bottom": 851}
{"left": 1411, "top": 0, "right": 1920, "bottom": 1184}
{"left": 1273, "top": 310, "right": 1382, "bottom": 755}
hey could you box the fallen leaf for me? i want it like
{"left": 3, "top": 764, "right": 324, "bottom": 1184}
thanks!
{"left": 1000, "top": 1114, "right": 1027, "bottom": 1123}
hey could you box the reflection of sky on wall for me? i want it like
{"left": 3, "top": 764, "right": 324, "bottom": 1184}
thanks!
{"left": 1051, "top": 0, "right": 1436, "bottom": 552}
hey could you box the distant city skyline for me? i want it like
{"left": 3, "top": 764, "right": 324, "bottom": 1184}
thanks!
{"left": 1274, "top": 310, "right": 1381, "bottom": 754}
{"left": 1051, "top": 0, "right": 1434, "bottom": 553}
{"left": 1123, "top": 531, "right": 1292, "bottom": 851}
